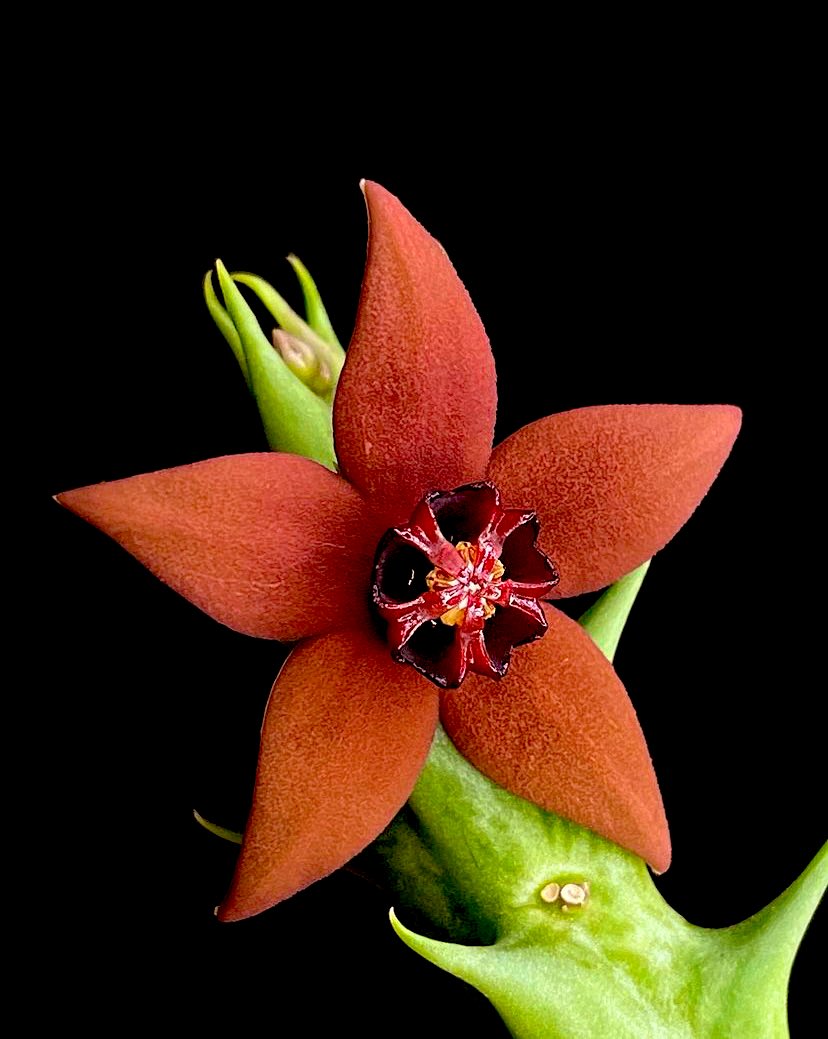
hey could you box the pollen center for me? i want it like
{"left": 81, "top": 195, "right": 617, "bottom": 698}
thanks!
{"left": 371, "top": 481, "right": 559, "bottom": 688}
{"left": 425, "top": 541, "right": 505, "bottom": 628}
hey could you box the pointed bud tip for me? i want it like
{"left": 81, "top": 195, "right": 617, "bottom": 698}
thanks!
{"left": 272, "top": 328, "right": 313, "bottom": 367}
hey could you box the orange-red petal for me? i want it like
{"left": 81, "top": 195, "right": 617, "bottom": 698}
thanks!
{"left": 218, "top": 627, "right": 439, "bottom": 920}
{"left": 488, "top": 404, "right": 741, "bottom": 598}
{"left": 440, "top": 604, "right": 670, "bottom": 871}
{"left": 57, "top": 453, "right": 385, "bottom": 641}
{"left": 334, "top": 182, "right": 497, "bottom": 527}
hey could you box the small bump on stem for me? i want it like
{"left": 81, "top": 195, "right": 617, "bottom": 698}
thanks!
{"left": 560, "top": 882, "right": 589, "bottom": 907}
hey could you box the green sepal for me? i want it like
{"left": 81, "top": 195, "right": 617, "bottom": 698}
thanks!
{"left": 232, "top": 271, "right": 345, "bottom": 395}
{"left": 193, "top": 809, "right": 242, "bottom": 845}
{"left": 287, "top": 254, "right": 343, "bottom": 351}
{"left": 214, "top": 261, "right": 336, "bottom": 469}
{"left": 578, "top": 559, "right": 649, "bottom": 662}
{"left": 365, "top": 568, "right": 825, "bottom": 1037}
{"left": 203, "top": 271, "right": 249, "bottom": 387}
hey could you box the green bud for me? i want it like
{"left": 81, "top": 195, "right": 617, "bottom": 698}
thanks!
{"left": 203, "top": 256, "right": 347, "bottom": 463}
{"left": 233, "top": 270, "right": 344, "bottom": 402}
{"left": 272, "top": 329, "right": 333, "bottom": 397}
{"left": 213, "top": 260, "right": 336, "bottom": 470}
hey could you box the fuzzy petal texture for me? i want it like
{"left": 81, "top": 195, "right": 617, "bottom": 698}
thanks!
{"left": 440, "top": 604, "right": 670, "bottom": 872}
{"left": 488, "top": 404, "right": 742, "bottom": 599}
{"left": 334, "top": 181, "right": 497, "bottom": 527}
{"left": 57, "top": 453, "right": 385, "bottom": 641}
{"left": 219, "top": 627, "right": 440, "bottom": 920}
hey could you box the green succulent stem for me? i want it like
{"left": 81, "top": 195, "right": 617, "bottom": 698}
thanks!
{"left": 195, "top": 553, "right": 822, "bottom": 1034}
{"left": 355, "top": 564, "right": 825, "bottom": 1038}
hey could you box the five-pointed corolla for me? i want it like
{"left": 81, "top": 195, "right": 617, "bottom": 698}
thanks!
{"left": 57, "top": 182, "right": 741, "bottom": 921}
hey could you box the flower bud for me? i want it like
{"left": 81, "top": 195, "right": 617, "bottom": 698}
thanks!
{"left": 233, "top": 270, "right": 344, "bottom": 402}
{"left": 209, "top": 260, "right": 336, "bottom": 469}
{"left": 204, "top": 258, "right": 345, "bottom": 406}
{"left": 272, "top": 329, "right": 333, "bottom": 397}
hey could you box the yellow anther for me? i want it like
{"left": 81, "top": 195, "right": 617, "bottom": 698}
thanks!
{"left": 425, "top": 540, "right": 504, "bottom": 628}
{"left": 455, "top": 541, "right": 477, "bottom": 564}
{"left": 439, "top": 603, "right": 469, "bottom": 626}
{"left": 426, "top": 568, "right": 458, "bottom": 592}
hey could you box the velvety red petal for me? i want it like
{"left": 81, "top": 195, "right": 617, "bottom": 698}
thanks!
{"left": 488, "top": 404, "right": 741, "bottom": 598}
{"left": 440, "top": 605, "right": 670, "bottom": 871}
{"left": 334, "top": 182, "right": 497, "bottom": 526}
{"left": 218, "top": 627, "right": 439, "bottom": 920}
{"left": 57, "top": 453, "right": 386, "bottom": 641}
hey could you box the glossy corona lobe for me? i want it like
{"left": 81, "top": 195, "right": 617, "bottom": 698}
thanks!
{"left": 58, "top": 181, "right": 742, "bottom": 919}
{"left": 372, "top": 482, "right": 558, "bottom": 687}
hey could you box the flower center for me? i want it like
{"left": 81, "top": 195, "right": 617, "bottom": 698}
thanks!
{"left": 425, "top": 541, "right": 505, "bottom": 628}
{"left": 372, "top": 482, "right": 559, "bottom": 688}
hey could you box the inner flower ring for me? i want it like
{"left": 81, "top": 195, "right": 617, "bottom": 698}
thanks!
{"left": 372, "top": 482, "right": 559, "bottom": 688}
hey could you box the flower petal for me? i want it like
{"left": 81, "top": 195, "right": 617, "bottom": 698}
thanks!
{"left": 334, "top": 182, "right": 497, "bottom": 525}
{"left": 57, "top": 453, "right": 385, "bottom": 641}
{"left": 218, "top": 627, "right": 439, "bottom": 920}
{"left": 488, "top": 404, "right": 741, "bottom": 598}
{"left": 440, "top": 605, "right": 670, "bottom": 872}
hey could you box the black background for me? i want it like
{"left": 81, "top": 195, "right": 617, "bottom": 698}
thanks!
{"left": 40, "top": 78, "right": 822, "bottom": 1036}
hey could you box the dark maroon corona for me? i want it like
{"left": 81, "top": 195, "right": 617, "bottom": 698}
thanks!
{"left": 372, "top": 483, "right": 559, "bottom": 687}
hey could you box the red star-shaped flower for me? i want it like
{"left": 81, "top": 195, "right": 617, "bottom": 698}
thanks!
{"left": 58, "top": 183, "right": 740, "bottom": 921}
